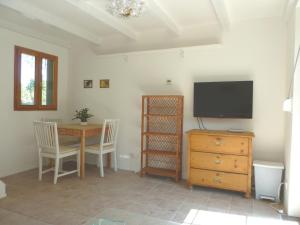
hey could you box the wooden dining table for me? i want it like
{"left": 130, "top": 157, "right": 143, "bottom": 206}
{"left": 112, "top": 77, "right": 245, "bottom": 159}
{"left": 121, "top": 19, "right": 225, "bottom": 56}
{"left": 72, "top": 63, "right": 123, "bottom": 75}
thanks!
{"left": 57, "top": 123, "right": 109, "bottom": 178}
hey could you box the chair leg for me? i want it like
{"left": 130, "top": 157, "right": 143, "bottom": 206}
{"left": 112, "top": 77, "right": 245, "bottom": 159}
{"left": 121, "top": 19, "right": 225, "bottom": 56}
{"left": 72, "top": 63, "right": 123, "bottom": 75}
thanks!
{"left": 54, "top": 157, "right": 59, "bottom": 184}
{"left": 77, "top": 152, "right": 80, "bottom": 177}
{"left": 59, "top": 158, "right": 63, "bottom": 172}
{"left": 99, "top": 153, "right": 104, "bottom": 177}
{"left": 38, "top": 154, "right": 42, "bottom": 181}
{"left": 113, "top": 151, "right": 118, "bottom": 172}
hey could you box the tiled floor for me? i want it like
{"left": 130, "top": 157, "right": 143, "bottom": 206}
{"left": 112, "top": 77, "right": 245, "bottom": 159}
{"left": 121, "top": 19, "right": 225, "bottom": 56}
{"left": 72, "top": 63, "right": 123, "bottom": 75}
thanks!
{"left": 0, "top": 164, "right": 298, "bottom": 225}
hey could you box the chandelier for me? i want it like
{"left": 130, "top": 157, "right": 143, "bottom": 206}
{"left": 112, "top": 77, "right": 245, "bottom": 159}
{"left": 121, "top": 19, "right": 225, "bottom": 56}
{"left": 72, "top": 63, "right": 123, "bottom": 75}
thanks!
{"left": 107, "top": 0, "right": 146, "bottom": 18}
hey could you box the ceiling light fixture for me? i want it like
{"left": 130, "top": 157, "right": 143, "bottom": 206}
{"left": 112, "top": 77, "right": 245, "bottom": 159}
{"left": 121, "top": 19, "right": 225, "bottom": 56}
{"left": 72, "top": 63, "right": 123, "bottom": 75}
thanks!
{"left": 107, "top": 0, "right": 146, "bottom": 18}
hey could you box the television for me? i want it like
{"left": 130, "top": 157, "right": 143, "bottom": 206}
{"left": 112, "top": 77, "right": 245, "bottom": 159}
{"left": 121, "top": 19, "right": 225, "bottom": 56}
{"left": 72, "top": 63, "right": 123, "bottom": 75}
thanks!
{"left": 193, "top": 81, "right": 253, "bottom": 118}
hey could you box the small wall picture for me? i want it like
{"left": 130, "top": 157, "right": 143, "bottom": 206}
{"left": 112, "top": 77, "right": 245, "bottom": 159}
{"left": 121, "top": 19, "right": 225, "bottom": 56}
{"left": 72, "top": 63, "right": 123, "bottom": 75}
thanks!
{"left": 84, "top": 80, "right": 93, "bottom": 88}
{"left": 100, "top": 79, "right": 110, "bottom": 88}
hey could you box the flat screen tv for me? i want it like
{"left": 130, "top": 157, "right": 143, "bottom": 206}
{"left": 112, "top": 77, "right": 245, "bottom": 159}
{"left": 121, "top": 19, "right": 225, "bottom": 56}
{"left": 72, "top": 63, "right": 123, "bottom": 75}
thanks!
{"left": 194, "top": 81, "right": 253, "bottom": 118}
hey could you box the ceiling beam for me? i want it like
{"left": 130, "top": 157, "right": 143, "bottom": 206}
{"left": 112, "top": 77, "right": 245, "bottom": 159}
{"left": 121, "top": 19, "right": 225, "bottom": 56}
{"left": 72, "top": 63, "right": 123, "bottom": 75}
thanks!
{"left": 147, "top": 0, "right": 181, "bottom": 36}
{"left": 0, "top": 0, "right": 102, "bottom": 45}
{"left": 0, "top": 19, "right": 72, "bottom": 49}
{"left": 64, "top": 0, "right": 138, "bottom": 40}
{"left": 210, "top": 0, "right": 230, "bottom": 31}
{"left": 282, "top": 0, "right": 299, "bottom": 22}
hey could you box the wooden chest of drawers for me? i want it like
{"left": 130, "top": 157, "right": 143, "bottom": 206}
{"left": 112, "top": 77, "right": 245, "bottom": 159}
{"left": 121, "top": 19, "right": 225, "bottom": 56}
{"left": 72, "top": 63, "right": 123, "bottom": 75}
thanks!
{"left": 187, "top": 129, "right": 254, "bottom": 198}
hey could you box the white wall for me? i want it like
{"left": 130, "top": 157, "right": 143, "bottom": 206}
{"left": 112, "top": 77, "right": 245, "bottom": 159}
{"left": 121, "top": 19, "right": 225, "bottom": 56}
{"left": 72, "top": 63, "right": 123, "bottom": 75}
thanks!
{"left": 69, "top": 18, "right": 287, "bottom": 176}
{"left": 284, "top": 7, "right": 300, "bottom": 217}
{"left": 0, "top": 27, "right": 70, "bottom": 178}
{"left": 283, "top": 8, "right": 295, "bottom": 215}
{"left": 0, "top": 17, "right": 287, "bottom": 181}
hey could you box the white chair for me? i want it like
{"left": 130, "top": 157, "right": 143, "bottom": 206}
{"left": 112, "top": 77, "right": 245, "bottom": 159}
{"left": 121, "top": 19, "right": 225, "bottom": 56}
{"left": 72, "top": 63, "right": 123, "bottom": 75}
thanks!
{"left": 40, "top": 118, "right": 80, "bottom": 171}
{"left": 85, "top": 119, "right": 120, "bottom": 177}
{"left": 41, "top": 118, "right": 81, "bottom": 147}
{"left": 33, "top": 121, "right": 80, "bottom": 184}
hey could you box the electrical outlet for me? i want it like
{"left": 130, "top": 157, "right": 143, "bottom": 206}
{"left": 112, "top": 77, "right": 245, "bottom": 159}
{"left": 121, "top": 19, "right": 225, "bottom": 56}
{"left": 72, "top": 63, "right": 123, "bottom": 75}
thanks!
{"left": 166, "top": 79, "right": 172, "bottom": 85}
{"left": 119, "top": 154, "right": 130, "bottom": 159}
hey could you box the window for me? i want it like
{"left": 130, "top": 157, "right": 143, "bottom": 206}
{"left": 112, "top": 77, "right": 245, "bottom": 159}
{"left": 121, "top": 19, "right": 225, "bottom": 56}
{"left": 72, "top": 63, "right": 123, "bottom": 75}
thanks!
{"left": 14, "top": 46, "right": 58, "bottom": 110}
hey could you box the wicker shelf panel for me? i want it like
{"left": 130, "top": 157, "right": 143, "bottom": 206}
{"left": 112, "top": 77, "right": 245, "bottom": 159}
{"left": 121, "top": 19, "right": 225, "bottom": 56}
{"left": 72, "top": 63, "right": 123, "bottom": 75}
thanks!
{"left": 142, "top": 150, "right": 177, "bottom": 157}
{"left": 143, "top": 132, "right": 178, "bottom": 137}
{"left": 146, "top": 96, "right": 182, "bottom": 116}
{"left": 147, "top": 155, "right": 176, "bottom": 170}
{"left": 144, "top": 114, "right": 178, "bottom": 117}
{"left": 141, "top": 95, "right": 183, "bottom": 182}
{"left": 147, "top": 116, "right": 178, "bottom": 134}
{"left": 144, "top": 135, "right": 177, "bottom": 152}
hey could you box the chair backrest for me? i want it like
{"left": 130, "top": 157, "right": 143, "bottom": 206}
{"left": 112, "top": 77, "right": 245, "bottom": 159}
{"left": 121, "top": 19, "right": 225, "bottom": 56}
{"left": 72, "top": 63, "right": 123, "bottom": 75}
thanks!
{"left": 33, "top": 121, "right": 59, "bottom": 154}
{"left": 41, "top": 118, "right": 62, "bottom": 124}
{"left": 100, "top": 119, "right": 120, "bottom": 148}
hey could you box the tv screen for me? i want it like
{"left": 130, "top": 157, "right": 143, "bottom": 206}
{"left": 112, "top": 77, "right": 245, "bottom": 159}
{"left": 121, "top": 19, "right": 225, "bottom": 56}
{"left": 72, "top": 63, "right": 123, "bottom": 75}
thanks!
{"left": 194, "top": 81, "right": 253, "bottom": 118}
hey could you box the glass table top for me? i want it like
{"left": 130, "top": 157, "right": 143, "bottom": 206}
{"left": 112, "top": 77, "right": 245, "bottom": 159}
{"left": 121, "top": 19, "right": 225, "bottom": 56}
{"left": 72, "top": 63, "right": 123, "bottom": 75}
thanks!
{"left": 83, "top": 208, "right": 180, "bottom": 225}
{"left": 86, "top": 218, "right": 125, "bottom": 225}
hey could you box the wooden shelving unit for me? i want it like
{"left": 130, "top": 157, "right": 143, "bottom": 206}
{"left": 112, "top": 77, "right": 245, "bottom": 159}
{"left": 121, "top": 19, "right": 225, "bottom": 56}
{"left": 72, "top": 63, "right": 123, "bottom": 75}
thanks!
{"left": 140, "top": 95, "right": 183, "bottom": 182}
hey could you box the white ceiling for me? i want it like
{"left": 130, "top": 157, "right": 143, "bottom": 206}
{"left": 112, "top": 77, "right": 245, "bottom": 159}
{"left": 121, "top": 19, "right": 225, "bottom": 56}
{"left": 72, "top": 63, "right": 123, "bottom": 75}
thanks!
{"left": 0, "top": 0, "right": 295, "bottom": 55}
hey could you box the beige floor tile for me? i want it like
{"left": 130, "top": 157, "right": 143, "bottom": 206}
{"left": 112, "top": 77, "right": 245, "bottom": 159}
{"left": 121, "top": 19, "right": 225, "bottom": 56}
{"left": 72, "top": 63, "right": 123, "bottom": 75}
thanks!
{"left": 0, "top": 166, "right": 293, "bottom": 225}
{"left": 207, "top": 198, "right": 231, "bottom": 213}
{"left": 184, "top": 191, "right": 210, "bottom": 205}
{"left": 252, "top": 199, "right": 280, "bottom": 219}
{"left": 0, "top": 208, "right": 52, "bottom": 225}
{"left": 172, "top": 208, "right": 199, "bottom": 224}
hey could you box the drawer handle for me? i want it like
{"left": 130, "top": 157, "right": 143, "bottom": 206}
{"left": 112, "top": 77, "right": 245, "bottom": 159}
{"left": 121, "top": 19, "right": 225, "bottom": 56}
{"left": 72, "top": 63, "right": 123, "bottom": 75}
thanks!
{"left": 234, "top": 159, "right": 238, "bottom": 168}
{"left": 240, "top": 149, "right": 244, "bottom": 153}
{"left": 214, "top": 160, "right": 221, "bottom": 164}
{"left": 213, "top": 177, "right": 222, "bottom": 183}
{"left": 214, "top": 138, "right": 223, "bottom": 146}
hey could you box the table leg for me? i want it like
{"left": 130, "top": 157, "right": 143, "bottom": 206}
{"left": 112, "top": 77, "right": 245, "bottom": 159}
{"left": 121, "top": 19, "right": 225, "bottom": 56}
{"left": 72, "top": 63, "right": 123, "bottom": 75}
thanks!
{"left": 80, "top": 131, "right": 86, "bottom": 178}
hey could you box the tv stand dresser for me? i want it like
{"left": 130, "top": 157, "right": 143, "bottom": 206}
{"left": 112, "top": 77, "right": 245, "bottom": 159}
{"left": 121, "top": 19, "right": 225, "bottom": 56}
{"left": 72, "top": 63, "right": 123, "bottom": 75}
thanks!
{"left": 186, "top": 129, "right": 254, "bottom": 198}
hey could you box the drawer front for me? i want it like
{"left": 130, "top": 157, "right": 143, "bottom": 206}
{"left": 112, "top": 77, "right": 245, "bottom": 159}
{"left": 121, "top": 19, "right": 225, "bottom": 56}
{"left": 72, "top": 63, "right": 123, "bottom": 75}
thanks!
{"left": 190, "top": 134, "right": 248, "bottom": 155}
{"left": 190, "top": 152, "right": 248, "bottom": 174}
{"left": 190, "top": 169, "right": 248, "bottom": 192}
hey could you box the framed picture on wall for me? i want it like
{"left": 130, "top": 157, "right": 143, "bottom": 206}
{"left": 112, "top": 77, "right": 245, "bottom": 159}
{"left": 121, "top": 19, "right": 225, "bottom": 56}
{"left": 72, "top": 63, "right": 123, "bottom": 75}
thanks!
{"left": 100, "top": 79, "right": 110, "bottom": 88}
{"left": 84, "top": 80, "right": 93, "bottom": 88}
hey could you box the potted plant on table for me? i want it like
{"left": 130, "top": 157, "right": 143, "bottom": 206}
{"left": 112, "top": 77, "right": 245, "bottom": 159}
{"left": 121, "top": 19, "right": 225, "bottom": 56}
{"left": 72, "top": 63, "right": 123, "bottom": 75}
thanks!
{"left": 72, "top": 108, "right": 93, "bottom": 125}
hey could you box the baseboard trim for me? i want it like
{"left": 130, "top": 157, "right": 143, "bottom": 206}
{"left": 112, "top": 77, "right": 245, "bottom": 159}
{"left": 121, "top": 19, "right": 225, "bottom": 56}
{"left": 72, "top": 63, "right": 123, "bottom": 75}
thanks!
{"left": 0, "top": 193, "right": 7, "bottom": 199}
{"left": 0, "top": 180, "right": 6, "bottom": 199}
